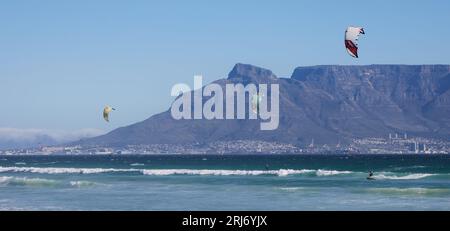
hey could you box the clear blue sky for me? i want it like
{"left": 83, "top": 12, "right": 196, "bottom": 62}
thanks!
{"left": 1, "top": 0, "right": 449, "bottom": 133}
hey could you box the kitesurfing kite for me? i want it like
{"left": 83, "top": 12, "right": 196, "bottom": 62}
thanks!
{"left": 345, "top": 26, "right": 365, "bottom": 58}
{"left": 251, "top": 93, "right": 263, "bottom": 114}
{"left": 103, "top": 106, "right": 115, "bottom": 122}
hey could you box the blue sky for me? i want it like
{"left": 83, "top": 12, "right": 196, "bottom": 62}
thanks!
{"left": 0, "top": 0, "right": 449, "bottom": 136}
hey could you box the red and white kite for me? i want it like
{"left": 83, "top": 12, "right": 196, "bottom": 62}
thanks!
{"left": 345, "top": 27, "right": 365, "bottom": 58}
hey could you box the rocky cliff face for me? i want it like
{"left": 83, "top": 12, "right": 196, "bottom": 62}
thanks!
{"left": 290, "top": 65, "right": 450, "bottom": 138}
{"left": 76, "top": 64, "right": 450, "bottom": 147}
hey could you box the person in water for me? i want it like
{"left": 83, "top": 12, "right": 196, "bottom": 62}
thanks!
{"left": 368, "top": 171, "right": 374, "bottom": 179}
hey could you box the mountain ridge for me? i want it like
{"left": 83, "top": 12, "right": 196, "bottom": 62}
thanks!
{"left": 75, "top": 63, "right": 450, "bottom": 148}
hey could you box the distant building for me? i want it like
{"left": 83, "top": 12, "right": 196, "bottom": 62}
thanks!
{"left": 408, "top": 142, "right": 419, "bottom": 153}
{"left": 418, "top": 143, "right": 427, "bottom": 152}
{"left": 309, "top": 139, "right": 314, "bottom": 148}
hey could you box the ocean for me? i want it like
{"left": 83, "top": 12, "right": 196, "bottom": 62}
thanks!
{"left": 0, "top": 154, "right": 449, "bottom": 211}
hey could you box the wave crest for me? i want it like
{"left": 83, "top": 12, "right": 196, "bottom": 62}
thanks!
{"left": 130, "top": 163, "right": 145, "bottom": 166}
{"left": 3, "top": 166, "right": 438, "bottom": 179}
{"left": 0, "top": 176, "right": 59, "bottom": 187}
{"left": 141, "top": 169, "right": 353, "bottom": 177}
{"left": 69, "top": 181, "right": 98, "bottom": 187}
{"left": 0, "top": 166, "right": 136, "bottom": 174}
{"left": 374, "top": 173, "right": 435, "bottom": 180}
{"left": 0, "top": 166, "right": 356, "bottom": 177}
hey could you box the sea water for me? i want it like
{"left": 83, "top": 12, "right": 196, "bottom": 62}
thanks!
{"left": 0, "top": 154, "right": 449, "bottom": 211}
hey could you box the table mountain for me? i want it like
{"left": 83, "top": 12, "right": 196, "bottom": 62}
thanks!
{"left": 76, "top": 63, "right": 450, "bottom": 147}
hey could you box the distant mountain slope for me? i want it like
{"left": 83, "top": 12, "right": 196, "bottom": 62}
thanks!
{"left": 0, "top": 128, "right": 104, "bottom": 150}
{"left": 76, "top": 64, "right": 450, "bottom": 147}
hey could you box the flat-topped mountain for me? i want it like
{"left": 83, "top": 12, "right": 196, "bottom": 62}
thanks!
{"left": 75, "top": 64, "right": 450, "bottom": 147}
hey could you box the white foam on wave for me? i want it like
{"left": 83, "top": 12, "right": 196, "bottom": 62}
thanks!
{"left": 130, "top": 163, "right": 145, "bottom": 166}
{"left": 316, "top": 169, "right": 353, "bottom": 176}
{"left": 0, "top": 166, "right": 137, "bottom": 174}
{"left": 141, "top": 169, "right": 353, "bottom": 177}
{"left": 0, "top": 166, "right": 356, "bottom": 177}
{"left": 0, "top": 176, "right": 13, "bottom": 184}
{"left": 69, "top": 181, "right": 97, "bottom": 187}
{"left": 142, "top": 169, "right": 316, "bottom": 176}
{"left": 279, "top": 187, "right": 308, "bottom": 192}
{"left": 0, "top": 176, "right": 59, "bottom": 187}
{"left": 0, "top": 176, "right": 102, "bottom": 188}
{"left": 374, "top": 173, "right": 435, "bottom": 180}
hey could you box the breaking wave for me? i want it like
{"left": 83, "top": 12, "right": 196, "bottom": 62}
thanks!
{"left": 279, "top": 187, "right": 309, "bottom": 192}
{"left": 142, "top": 169, "right": 315, "bottom": 176}
{"left": 0, "top": 166, "right": 354, "bottom": 177}
{"left": 0, "top": 166, "right": 136, "bottom": 174}
{"left": 316, "top": 169, "right": 353, "bottom": 176}
{"left": 0, "top": 176, "right": 59, "bottom": 187}
{"left": 141, "top": 169, "right": 353, "bottom": 177}
{"left": 130, "top": 163, "right": 145, "bottom": 166}
{"left": 374, "top": 173, "right": 435, "bottom": 180}
{"left": 0, "top": 166, "right": 442, "bottom": 180}
{"left": 69, "top": 181, "right": 98, "bottom": 187}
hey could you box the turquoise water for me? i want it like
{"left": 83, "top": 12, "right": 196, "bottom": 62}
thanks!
{"left": 0, "top": 154, "right": 449, "bottom": 211}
